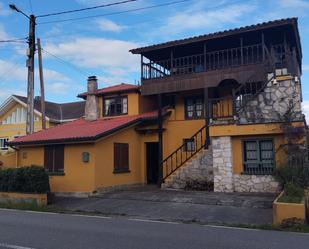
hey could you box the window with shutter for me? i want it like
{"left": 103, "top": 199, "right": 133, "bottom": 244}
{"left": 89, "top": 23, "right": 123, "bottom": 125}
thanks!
{"left": 44, "top": 145, "right": 64, "bottom": 173}
{"left": 243, "top": 139, "right": 274, "bottom": 175}
{"left": 114, "top": 143, "right": 130, "bottom": 173}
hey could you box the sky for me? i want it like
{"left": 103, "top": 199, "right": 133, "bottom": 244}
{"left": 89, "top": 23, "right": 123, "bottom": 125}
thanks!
{"left": 0, "top": 0, "right": 309, "bottom": 119}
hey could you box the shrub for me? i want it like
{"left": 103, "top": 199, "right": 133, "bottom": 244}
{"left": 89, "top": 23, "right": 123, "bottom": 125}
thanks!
{"left": 274, "top": 163, "right": 309, "bottom": 189}
{"left": 278, "top": 182, "right": 304, "bottom": 203}
{"left": 0, "top": 166, "right": 50, "bottom": 194}
{"left": 184, "top": 179, "right": 214, "bottom": 191}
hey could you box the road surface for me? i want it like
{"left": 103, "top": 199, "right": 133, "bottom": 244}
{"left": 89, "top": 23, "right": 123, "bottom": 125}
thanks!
{"left": 0, "top": 209, "right": 308, "bottom": 249}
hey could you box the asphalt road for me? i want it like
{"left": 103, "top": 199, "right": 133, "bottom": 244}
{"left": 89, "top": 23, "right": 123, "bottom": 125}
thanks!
{"left": 0, "top": 209, "right": 308, "bottom": 249}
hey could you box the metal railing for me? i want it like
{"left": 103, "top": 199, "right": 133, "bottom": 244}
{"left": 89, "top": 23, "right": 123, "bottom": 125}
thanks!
{"left": 243, "top": 163, "right": 274, "bottom": 175}
{"left": 162, "top": 125, "right": 207, "bottom": 180}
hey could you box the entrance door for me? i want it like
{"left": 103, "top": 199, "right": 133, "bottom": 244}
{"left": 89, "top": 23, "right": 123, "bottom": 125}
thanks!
{"left": 146, "top": 142, "right": 159, "bottom": 184}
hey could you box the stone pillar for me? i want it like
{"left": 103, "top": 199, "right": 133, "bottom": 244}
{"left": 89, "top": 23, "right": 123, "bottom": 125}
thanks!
{"left": 212, "top": 136, "right": 233, "bottom": 192}
{"left": 85, "top": 76, "right": 99, "bottom": 121}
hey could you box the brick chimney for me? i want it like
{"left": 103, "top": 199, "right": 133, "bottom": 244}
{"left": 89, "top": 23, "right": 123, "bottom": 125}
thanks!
{"left": 85, "top": 76, "right": 99, "bottom": 121}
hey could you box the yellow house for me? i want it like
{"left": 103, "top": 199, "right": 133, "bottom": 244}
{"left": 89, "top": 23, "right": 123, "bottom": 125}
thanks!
{"left": 7, "top": 18, "right": 306, "bottom": 196}
{"left": 0, "top": 95, "right": 85, "bottom": 165}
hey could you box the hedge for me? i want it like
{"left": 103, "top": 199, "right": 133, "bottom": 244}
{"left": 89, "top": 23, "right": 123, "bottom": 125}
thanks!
{"left": 0, "top": 166, "right": 50, "bottom": 194}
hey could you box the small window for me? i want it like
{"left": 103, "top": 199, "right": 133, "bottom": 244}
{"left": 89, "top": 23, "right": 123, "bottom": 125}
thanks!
{"left": 183, "top": 138, "right": 195, "bottom": 152}
{"left": 243, "top": 139, "right": 274, "bottom": 175}
{"left": 114, "top": 143, "right": 129, "bottom": 173}
{"left": 0, "top": 138, "right": 9, "bottom": 150}
{"left": 104, "top": 96, "right": 128, "bottom": 116}
{"left": 44, "top": 145, "right": 64, "bottom": 173}
{"left": 185, "top": 96, "right": 204, "bottom": 119}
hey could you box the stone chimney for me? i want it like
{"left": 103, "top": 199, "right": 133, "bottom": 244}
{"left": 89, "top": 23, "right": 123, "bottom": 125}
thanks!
{"left": 85, "top": 76, "right": 99, "bottom": 121}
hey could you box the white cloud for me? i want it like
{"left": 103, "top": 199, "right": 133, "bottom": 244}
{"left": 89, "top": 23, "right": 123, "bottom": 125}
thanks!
{"left": 0, "top": 59, "right": 74, "bottom": 102}
{"left": 302, "top": 101, "right": 309, "bottom": 123}
{"left": 303, "top": 65, "right": 309, "bottom": 71}
{"left": 97, "top": 18, "right": 124, "bottom": 32}
{"left": 46, "top": 82, "right": 70, "bottom": 95}
{"left": 280, "top": 0, "right": 309, "bottom": 9}
{"left": 45, "top": 37, "right": 141, "bottom": 72}
{"left": 157, "top": 1, "right": 257, "bottom": 35}
{"left": 0, "top": 24, "right": 11, "bottom": 41}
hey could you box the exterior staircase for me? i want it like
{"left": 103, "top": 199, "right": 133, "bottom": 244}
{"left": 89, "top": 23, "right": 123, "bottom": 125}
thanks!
{"left": 160, "top": 125, "right": 214, "bottom": 189}
{"left": 162, "top": 148, "right": 213, "bottom": 189}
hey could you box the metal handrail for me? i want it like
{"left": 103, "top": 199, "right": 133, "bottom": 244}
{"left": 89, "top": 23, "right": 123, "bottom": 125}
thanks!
{"left": 162, "top": 125, "right": 207, "bottom": 180}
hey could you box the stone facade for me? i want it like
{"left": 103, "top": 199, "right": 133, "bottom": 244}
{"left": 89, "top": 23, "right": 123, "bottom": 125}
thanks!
{"left": 212, "top": 136, "right": 233, "bottom": 192}
{"left": 161, "top": 148, "right": 213, "bottom": 189}
{"left": 233, "top": 175, "right": 280, "bottom": 193}
{"left": 212, "top": 136, "right": 280, "bottom": 193}
{"left": 238, "top": 76, "right": 302, "bottom": 124}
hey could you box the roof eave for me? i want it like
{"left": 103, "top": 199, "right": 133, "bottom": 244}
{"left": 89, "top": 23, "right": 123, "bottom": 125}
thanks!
{"left": 130, "top": 18, "right": 299, "bottom": 54}
{"left": 8, "top": 115, "right": 159, "bottom": 147}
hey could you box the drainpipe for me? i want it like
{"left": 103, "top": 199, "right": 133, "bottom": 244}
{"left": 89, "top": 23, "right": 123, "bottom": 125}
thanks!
{"left": 157, "top": 94, "right": 163, "bottom": 187}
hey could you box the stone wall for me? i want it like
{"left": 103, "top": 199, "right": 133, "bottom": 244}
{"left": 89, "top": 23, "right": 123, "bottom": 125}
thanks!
{"left": 161, "top": 148, "right": 213, "bottom": 189}
{"left": 238, "top": 76, "right": 302, "bottom": 124}
{"left": 213, "top": 136, "right": 233, "bottom": 192}
{"left": 233, "top": 175, "right": 280, "bottom": 193}
{"left": 212, "top": 136, "right": 280, "bottom": 193}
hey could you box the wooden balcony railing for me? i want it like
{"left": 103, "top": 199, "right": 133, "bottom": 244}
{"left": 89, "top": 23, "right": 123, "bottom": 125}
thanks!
{"left": 209, "top": 97, "right": 233, "bottom": 120}
{"left": 142, "top": 43, "right": 264, "bottom": 80}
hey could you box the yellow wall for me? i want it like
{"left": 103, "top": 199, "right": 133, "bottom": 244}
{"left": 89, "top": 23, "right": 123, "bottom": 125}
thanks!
{"left": 17, "top": 144, "right": 96, "bottom": 193}
{"left": 0, "top": 102, "right": 53, "bottom": 154}
{"left": 98, "top": 92, "right": 157, "bottom": 118}
{"left": 231, "top": 135, "right": 285, "bottom": 174}
{"left": 94, "top": 126, "right": 144, "bottom": 190}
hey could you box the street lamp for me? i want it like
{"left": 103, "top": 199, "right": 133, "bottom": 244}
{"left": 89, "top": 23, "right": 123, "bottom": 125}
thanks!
{"left": 9, "top": 3, "right": 35, "bottom": 135}
{"left": 9, "top": 4, "right": 30, "bottom": 19}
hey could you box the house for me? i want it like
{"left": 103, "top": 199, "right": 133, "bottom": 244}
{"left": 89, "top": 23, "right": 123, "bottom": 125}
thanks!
{"left": 7, "top": 18, "right": 306, "bottom": 195}
{"left": 0, "top": 95, "right": 85, "bottom": 156}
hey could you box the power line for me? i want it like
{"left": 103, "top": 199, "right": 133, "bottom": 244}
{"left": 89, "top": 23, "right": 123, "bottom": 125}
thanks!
{"left": 0, "top": 56, "right": 26, "bottom": 84}
{"left": 41, "top": 48, "right": 89, "bottom": 77}
{"left": 36, "top": 0, "right": 138, "bottom": 18}
{"left": 28, "top": 0, "right": 34, "bottom": 14}
{"left": 0, "top": 37, "right": 28, "bottom": 43}
{"left": 37, "top": 0, "right": 192, "bottom": 25}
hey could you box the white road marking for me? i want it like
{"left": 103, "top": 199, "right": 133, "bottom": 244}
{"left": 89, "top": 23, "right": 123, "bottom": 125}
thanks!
{"left": 128, "top": 218, "right": 180, "bottom": 225}
{"left": 0, "top": 243, "right": 37, "bottom": 249}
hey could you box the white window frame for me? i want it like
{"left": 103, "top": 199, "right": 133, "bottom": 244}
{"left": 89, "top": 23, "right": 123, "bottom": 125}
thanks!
{"left": 0, "top": 138, "right": 9, "bottom": 150}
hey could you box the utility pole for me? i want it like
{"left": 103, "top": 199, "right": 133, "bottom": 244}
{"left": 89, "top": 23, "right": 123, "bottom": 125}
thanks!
{"left": 9, "top": 5, "right": 36, "bottom": 134}
{"left": 37, "top": 38, "right": 46, "bottom": 130}
{"left": 26, "top": 15, "right": 36, "bottom": 134}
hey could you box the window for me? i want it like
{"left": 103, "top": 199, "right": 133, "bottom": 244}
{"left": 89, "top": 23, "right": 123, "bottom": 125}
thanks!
{"left": 183, "top": 138, "right": 195, "bottom": 152}
{"left": 185, "top": 96, "right": 204, "bottom": 119}
{"left": 243, "top": 139, "right": 274, "bottom": 175}
{"left": 44, "top": 145, "right": 64, "bottom": 173}
{"left": 114, "top": 143, "right": 129, "bottom": 173}
{"left": 0, "top": 138, "right": 9, "bottom": 150}
{"left": 104, "top": 96, "right": 128, "bottom": 116}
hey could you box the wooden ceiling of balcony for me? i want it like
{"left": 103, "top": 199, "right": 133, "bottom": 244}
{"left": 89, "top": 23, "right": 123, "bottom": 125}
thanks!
{"left": 130, "top": 18, "right": 301, "bottom": 63}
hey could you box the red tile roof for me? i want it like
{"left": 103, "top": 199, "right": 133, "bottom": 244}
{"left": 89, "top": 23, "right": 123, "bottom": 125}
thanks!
{"left": 78, "top": 83, "right": 140, "bottom": 98}
{"left": 9, "top": 111, "right": 157, "bottom": 146}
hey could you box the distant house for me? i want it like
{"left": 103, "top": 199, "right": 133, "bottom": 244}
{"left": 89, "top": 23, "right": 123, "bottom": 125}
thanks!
{"left": 6, "top": 18, "right": 306, "bottom": 196}
{"left": 0, "top": 95, "right": 85, "bottom": 153}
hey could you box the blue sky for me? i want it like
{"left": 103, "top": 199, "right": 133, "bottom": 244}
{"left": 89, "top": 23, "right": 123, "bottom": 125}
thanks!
{"left": 0, "top": 0, "right": 308, "bottom": 117}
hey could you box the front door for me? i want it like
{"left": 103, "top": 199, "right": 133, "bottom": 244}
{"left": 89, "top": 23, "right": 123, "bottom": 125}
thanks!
{"left": 146, "top": 142, "right": 159, "bottom": 184}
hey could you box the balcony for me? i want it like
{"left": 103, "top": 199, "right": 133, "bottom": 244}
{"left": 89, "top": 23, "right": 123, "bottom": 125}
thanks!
{"left": 142, "top": 43, "right": 264, "bottom": 80}
{"left": 140, "top": 43, "right": 296, "bottom": 95}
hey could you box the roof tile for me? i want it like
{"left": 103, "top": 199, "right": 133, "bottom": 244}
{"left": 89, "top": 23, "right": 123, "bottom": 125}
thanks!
{"left": 10, "top": 111, "right": 158, "bottom": 146}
